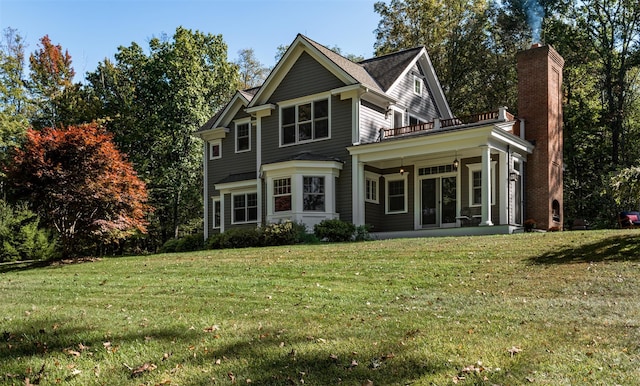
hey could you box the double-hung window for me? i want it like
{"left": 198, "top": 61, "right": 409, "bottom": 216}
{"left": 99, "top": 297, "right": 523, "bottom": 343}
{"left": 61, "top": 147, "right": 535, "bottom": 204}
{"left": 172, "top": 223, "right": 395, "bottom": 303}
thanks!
{"left": 212, "top": 197, "right": 221, "bottom": 229}
{"left": 467, "top": 162, "right": 496, "bottom": 206}
{"left": 365, "top": 172, "right": 379, "bottom": 204}
{"left": 233, "top": 192, "right": 257, "bottom": 223}
{"left": 386, "top": 174, "right": 408, "bottom": 214}
{"left": 236, "top": 122, "right": 250, "bottom": 152}
{"left": 281, "top": 99, "right": 329, "bottom": 145}
{"left": 413, "top": 75, "right": 423, "bottom": 96}
{"left": 273, "top": 178, "right": 292, "bottom": 212}
{"left": 303, "top": 176, "right": 325, "bottom": 211}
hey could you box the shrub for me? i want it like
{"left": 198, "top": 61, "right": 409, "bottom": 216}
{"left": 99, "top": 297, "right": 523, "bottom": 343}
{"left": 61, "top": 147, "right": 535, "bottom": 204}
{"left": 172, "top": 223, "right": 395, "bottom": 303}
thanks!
{"left": 354, "top": 224, "right": 373, "bottom": 241}
{"left": 314, "top": 219, "right": 356, "bottom": 242}
{"left": 160, "top": 233, "right": 205, "bottom": 253}
{"left": 0, "top": 200, "right": 58, "bottom": 262}
{"left": 207, "top": 227, "right": 262, "bottom": 249}
{"left": 261, "top": 222, "right": 298, "bottom": 246}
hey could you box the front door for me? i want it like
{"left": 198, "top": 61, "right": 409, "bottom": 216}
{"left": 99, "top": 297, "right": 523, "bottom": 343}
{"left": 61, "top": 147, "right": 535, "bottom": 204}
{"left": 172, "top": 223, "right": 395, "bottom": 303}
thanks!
{"left": 421, "top": 176, "right": 457, "bottom": 227}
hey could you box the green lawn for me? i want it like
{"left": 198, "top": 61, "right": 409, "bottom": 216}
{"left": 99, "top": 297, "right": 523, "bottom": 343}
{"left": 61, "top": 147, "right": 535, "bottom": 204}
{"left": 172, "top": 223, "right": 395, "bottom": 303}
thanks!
{"left": 1, "top": 230, "right": 640, "bottom": 385}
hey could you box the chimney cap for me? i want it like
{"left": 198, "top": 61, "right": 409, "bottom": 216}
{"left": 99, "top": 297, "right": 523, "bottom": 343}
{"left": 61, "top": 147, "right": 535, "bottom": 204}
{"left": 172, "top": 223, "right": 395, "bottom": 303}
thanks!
{"left": 531, "top": 43, "right": 542, "bottom": 48}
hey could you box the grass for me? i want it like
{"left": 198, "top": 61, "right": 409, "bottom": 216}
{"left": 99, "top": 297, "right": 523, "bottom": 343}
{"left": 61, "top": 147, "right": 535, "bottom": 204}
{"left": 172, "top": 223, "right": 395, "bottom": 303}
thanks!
{"left": 1, "top": 230, "right": 640, "bottom": 385}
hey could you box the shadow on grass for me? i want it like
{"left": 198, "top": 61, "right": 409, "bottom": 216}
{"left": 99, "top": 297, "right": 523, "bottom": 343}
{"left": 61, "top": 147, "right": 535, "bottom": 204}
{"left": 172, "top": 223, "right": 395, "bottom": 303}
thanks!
{"left": 530, "top": 233, "right": 640, "bottom": 265}
{"left": 187, "top": 334, "right": 449, "bottom": 385}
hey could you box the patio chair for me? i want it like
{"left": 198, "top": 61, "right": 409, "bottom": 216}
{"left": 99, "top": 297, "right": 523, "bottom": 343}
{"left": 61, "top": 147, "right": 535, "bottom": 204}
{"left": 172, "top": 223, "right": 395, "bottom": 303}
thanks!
{"left": 618, "top": 211, "right": 640, "bottom": 228}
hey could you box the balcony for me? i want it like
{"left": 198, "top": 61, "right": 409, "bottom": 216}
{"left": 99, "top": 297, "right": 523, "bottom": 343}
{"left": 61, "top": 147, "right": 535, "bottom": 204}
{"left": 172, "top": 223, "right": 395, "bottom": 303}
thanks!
{"left": 381, "top": 107, "right": 515, "bottom": 140}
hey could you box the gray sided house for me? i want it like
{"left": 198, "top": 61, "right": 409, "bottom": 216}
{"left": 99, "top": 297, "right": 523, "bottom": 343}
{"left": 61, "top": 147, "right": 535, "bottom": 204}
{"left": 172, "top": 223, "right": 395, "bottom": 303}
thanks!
{"left": 196, "top": 35, "right": 564, "bottom": 239}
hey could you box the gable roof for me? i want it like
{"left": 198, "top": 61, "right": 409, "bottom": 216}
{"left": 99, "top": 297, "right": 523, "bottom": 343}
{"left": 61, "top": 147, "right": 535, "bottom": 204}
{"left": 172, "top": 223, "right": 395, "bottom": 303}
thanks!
{"left": 196, "top": 88, "right": 255, "bottom": 134}
{"left": 359, "top": 47, "right": 425, "bottom": 92}
{"left": 203, "top": 34, "right": 452, "bottom": 130}
{"left": 300, "top": 35, "right": 384, "bottom": 94}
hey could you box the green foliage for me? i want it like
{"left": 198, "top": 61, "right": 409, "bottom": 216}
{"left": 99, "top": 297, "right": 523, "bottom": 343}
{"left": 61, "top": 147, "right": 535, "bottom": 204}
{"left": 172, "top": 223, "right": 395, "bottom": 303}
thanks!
{"left": 86, "top": 27, "right": 238, "bottom": 248}
{"left": 260, "top": 221, "right": 299, "bottom": 246}
{"left": 0, "top": 200, "right": 58, "bottom": 262}
{"left": 207, "top": 227, "right": 261, "bottom": 249}
{"left": 160, "top": 233, "right": 205, "bottom": 253}
{"left": 354, "top": 224, "right": 373, "bottom": 241}
{"left": 314, "top": 219, "right": 356, "bottom": 242}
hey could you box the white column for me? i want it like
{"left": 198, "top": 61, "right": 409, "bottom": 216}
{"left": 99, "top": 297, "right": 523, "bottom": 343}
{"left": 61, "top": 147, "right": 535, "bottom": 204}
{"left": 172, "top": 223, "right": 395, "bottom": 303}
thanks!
{"left": 352, "top": 154, "right": 365, "bottom": 226}
{"left": 499, "top": 150, "right": 508, "bottom": 225}
{"left": 480, "top": 146, "right": 493, "bottom": 226}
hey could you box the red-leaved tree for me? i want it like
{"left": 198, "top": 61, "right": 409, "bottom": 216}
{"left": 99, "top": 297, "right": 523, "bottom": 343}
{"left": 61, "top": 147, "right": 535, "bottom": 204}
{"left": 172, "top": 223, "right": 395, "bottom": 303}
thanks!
{"left": 7, "top": 123, "right": 150, "bottom": 255}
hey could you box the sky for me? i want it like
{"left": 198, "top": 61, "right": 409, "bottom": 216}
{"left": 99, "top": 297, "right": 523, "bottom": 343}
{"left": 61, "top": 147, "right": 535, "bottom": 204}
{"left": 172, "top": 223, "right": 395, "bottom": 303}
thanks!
{"left": 1, "top": 0, "right": 381, "bottom": 82}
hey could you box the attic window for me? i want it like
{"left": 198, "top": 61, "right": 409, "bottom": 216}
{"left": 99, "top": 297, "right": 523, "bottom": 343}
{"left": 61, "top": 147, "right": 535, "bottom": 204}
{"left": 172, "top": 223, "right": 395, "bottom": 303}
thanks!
{"left": 413, "top": 75, "right": 423, "bottom": 96}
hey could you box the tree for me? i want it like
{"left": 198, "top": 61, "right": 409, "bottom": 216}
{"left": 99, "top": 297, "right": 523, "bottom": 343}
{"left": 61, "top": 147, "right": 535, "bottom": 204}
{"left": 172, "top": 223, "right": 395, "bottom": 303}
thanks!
{"left": 0, "top": 199, "right": 57, "bottom": 262}
{"left": 374, "top": 0, "right": 514, "bottom": 115}
{"left": 0, "top": 28, "right": 29, "bottom": 155}
{"left": 86, "top": 27, "right": 238, "bottom": 245}
{"left": 236, "top": 48, "right": 269, "bottom": 89}
{"left": 28, "top": 35, "right": 75, "bottom": 129}
{"left": 610, "top": 166, "right": 640, "bottom": 211}
{"left": 571, "top": 0, "right": 640, "bottom": 166}
{"left": 6, "top": 123, "right": 150, "bottom": 256}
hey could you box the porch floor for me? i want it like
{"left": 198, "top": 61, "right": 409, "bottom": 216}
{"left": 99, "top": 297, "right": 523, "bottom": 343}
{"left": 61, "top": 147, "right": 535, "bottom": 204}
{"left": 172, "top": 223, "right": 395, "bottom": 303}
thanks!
{"left": 370, "top": 225, "right": 521, "bottom": 240}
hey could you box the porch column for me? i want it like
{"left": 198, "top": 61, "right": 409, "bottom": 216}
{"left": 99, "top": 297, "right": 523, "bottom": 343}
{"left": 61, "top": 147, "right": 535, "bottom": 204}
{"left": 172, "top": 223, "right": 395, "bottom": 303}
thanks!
{"left": 480, "top": 145, "right": 493, "bottom": 226}
{"left": 499, "top": 150, "right": 508, "bottom": 225}
{"left": 352, "top": 154, "right": 365, "bottom": 226}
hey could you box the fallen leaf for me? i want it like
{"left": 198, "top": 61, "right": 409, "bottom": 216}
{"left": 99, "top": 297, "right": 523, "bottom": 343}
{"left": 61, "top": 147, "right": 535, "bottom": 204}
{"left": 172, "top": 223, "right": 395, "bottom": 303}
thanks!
{"left": 508, "top": 346, "right": 522, "bottom": 357}
{"left": 203, "top": 325, "right": 220, "bottom": 333}
{"left": 362, "top": 380, "right": 374, "bottom": 386}
{"left": 348, "top": 359, "right": 358, "bottom": 369}
{"left": 130, "top": 363, "right": 157, "bottom": 378}
{"left": 64, "top": 349, "right": 81, "bottom": 357}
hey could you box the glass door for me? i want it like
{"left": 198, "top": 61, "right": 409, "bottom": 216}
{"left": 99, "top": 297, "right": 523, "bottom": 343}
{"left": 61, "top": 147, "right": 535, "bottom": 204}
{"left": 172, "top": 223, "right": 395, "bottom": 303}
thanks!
{"left": 441, "top": 176, "right": 457, "bottom": 225}
{"left": 421, "top": 176, "right": 457, "bottom": 227}
{"left": 421, "top": 179, "right": 437, "bottom": 226}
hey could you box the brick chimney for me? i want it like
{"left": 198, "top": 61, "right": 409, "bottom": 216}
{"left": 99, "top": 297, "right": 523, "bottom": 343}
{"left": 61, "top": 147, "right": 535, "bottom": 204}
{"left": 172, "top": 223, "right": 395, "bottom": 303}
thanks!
{"left": 517, "top": 44, "right": 564, "bottom": 230}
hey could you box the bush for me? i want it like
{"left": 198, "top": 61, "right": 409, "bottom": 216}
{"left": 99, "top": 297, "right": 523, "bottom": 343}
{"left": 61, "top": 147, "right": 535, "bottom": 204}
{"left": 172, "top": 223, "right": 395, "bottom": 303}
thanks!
{"left": 354, "top": 224, "right": 372, "bottom": 241}
{"left": 0, "top": 200, "right": 58, "bottom": 262}
{"left": 160, "top": 233, "right": 205, "bottom": 253}
{"left": 314, "top": 219, "right": 356, "bottom": 242}
{"left": 207, "top": 227, "right": 262, "bottom": 249}
{"left": 261, "top": 222, "right": 299, "bottom": 246}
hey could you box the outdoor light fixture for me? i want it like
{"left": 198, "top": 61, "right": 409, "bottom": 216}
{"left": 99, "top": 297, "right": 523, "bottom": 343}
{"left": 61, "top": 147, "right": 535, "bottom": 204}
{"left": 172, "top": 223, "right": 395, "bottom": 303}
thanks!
{"left": 400, "top": 158, "right": 405, "bottom": 175}
{"left": 453, "top": 151, "right": 459, "bottom": 171}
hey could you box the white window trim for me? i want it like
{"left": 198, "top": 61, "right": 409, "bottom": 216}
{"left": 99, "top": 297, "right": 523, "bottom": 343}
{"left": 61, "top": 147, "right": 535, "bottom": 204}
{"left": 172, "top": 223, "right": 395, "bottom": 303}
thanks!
{"left": 273, "top": 177, "right": 292, "bottom": 213}
{"left": 391, "top": 107, "right": 404, "bottom": 129}
{"left": 385, "top": 172, "right": 409, "bottom": 214}
{"left": 235, "top": 119, "right": 251, "bottom": 153}
{"left": 231, "top": 190, "right": 258, "bottom": 225}
{"left": 467, "top": 162, "right": 496, "bottom": 207}
{"left": 413, "top": 75, "right": 423, "bottom": 96}
{"left": 303, "top": 176, "right": 326, "bottom": 212}
{"left": 209, "top": 139, "right": 222, "bottom": 160}
{"left": 279, "top": 93, "right": 331, "bottom": 147}
{"left": 365, "top": 171, "right": 380, "bottom": 204}
{"left": 262, "top": 160, "right": 343, "bottom": 226}
{"left": 211, "top": 197, "right": 221, "bottom": 229}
